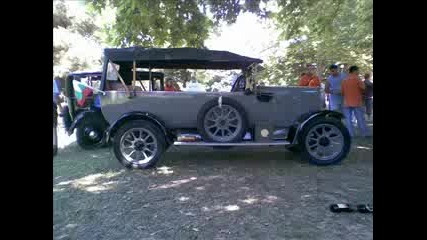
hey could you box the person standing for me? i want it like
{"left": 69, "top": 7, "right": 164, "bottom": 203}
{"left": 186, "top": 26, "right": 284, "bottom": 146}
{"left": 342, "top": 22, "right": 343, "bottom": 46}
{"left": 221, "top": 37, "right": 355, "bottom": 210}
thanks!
{"left": 325, "top": 64, "right": 347, "bottom": 112}
{"left": 363, "top": 73, "right": 374, "bottom": 120}
{"left": 298, "top": 65, "right": 320, "bottom": 87}
{"left": 320, "top": 78, "right": 327, "bottom": 109}
{"left": 341, "top": 66, "right": 369, "bottom": 137}
{"left": 53, "top": 77, "right": 63, "bottom": 112}
{"left": 164, "top": 78, "right": 178, "bottom": 91}
{"left": 298, "top": 72, "right": 309, "bottom": 86}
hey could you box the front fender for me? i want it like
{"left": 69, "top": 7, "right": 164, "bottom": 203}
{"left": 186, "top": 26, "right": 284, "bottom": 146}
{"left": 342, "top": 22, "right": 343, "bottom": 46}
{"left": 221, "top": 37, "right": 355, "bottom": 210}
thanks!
{"left": 106, "top": 112, "right": 170, "bottom": 144}
{"left": 291, "top": 110, "right": 344, "bottom": 144}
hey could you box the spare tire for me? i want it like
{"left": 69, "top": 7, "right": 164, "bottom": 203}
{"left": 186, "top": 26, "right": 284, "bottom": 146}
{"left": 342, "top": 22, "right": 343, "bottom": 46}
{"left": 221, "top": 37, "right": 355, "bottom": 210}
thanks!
{"left": 197, "top": 97, "right": 248, "bottom": 143}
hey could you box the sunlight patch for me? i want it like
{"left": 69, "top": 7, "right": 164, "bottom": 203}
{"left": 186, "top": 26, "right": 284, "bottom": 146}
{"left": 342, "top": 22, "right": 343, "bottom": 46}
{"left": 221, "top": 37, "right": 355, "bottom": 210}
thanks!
{"left": 72, "top": 170, "right": 124, "bottom": 186}
{"left": 157, "top": 166, "right": 174, "bottom": 175}
{"left": 240, "top": 197, "right": 258, "bottom": 204}
{"left": 65, "top": 223, "right": 78, "bottom": 229}
{"left": 149, "top": 177, "right": 197, "bottom": 190}
{"left": 262, "top": 195, "right": 278, "bottom": 203}
{"left": 53, "top": 187, "right": 65, "bottom": 192}
{"left": 202, "top": 204, "right": 240, "bottom": 212}
{"left": 84, "top": 184, "right": 115, "bottom": 193}
{"left": 224, "top": 205, "right": 240, "bottom": 211}
{"left": 56, "top": 170, "right": 124, "bottom": 193}
{"left": 178, "top": 196, "right": 190, "bottom": 202}
{"left": 356, "top": 146, "right": 372, "bottom": 150}
{"left": 56, "top": 180, "right": 73, "bottom": 186}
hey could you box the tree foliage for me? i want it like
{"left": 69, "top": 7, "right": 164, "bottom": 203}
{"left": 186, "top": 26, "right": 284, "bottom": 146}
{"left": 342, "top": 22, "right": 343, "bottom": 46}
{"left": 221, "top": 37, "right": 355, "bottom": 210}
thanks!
{"left": 54, "top": 0, "right": 373, "bottom": 86}
{"left": 262, "top": 0, "right": 373, "bottom": 85}
{"left": 88, "top": 0, "right": 270, "bottom": 48}
{"left": 53, "top": 0, "right": 102, "bottom": 77}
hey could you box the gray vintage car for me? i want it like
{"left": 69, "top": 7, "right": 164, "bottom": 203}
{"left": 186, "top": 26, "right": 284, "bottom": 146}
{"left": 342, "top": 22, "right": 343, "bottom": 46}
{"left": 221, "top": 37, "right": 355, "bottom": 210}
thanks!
{"left": 96, "top": 47, "right": 351, "bottom": 169}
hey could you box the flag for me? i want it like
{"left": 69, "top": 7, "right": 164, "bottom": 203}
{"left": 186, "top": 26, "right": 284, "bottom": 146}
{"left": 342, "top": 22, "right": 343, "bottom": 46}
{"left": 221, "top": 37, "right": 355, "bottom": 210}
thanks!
{"left": 72, "top": 80, "right": 93, "bottom": 107}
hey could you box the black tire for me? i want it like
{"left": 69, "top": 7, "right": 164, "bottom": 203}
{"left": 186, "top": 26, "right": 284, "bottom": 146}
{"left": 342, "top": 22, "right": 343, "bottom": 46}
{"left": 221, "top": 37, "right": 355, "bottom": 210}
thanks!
{"left": 300, "top": 117, "right": 351, "bottom": 165}
{"left": 197, "top": 97, "right": 248, "bottom": 143}
{"left": 76, "top": 111, "right": 108, "bottom": 150}
{"left": 113, "top": 120, "right": 166, "bottom": 169}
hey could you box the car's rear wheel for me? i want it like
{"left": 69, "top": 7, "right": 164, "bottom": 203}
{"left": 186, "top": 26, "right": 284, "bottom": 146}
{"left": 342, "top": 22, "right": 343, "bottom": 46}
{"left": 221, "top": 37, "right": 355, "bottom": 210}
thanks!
{"left": 300, "top": 117, "right": 351, "bottom": 165}
{"left": 76, "top": 112, "right": 108, "bottom": 149}
{"left": 197, "top": 98, "right": 248, "bottom": 143}
{"left": 113, "top": 120, "right": 166, "bottom": 169}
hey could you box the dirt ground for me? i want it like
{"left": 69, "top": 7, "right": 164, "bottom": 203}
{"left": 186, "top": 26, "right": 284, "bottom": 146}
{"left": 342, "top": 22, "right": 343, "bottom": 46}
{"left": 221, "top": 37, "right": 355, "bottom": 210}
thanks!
{"left": 53, "top": 122, "right": 373, "bottom": 240}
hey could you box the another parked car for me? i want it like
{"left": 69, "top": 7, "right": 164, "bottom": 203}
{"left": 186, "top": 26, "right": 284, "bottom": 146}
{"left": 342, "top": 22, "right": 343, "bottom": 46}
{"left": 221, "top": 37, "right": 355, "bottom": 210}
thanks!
{"left": 62, "top": 70, "right": 165, "bottom": 150}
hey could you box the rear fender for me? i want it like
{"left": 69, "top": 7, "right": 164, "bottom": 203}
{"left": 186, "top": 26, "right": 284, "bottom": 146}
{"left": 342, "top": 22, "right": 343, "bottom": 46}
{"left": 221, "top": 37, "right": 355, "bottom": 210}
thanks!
{"left": 290, "top": 110, "right": 344, "bottom": 145}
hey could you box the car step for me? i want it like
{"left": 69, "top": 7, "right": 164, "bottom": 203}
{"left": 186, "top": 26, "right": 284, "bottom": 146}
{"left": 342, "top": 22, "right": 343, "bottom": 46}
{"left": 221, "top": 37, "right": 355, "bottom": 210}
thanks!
{"left": 173, "top": 140, "right": 291, "bottom": 146}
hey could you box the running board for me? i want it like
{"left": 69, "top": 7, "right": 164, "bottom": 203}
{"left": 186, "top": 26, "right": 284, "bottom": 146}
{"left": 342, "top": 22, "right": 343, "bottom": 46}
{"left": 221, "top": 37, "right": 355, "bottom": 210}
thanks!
{"left": 173, "top": 140, "right": 291, "bottom": 146}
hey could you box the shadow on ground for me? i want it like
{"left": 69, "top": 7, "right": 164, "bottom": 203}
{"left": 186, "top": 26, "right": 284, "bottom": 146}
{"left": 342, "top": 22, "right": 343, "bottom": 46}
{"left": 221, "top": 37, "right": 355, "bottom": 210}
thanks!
{"left": 54, "top": 124, "right": 373, "bottom": 240}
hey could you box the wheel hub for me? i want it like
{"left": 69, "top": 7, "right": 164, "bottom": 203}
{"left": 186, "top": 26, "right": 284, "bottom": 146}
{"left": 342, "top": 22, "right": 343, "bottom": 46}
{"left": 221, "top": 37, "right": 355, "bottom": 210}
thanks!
{"left": 84, "top": 128, "right": 99, "bottom": 140}
{"left": 134, "top": 141, "right": 145, "bottom": 151}
{"left": 319, "top": 137, "right": 330, "bottom": 147}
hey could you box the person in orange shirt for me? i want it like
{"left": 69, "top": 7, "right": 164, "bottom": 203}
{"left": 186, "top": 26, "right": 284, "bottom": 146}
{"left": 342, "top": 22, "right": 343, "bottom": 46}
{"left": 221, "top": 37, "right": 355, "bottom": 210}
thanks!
{"left": 298, "top": 66, "right": 321, "bottom": 87}
{"left": 298, "top": 72, "right": 310, "bottom": 86}
{"left": 341, "top": 66, "right": 369, "bottom": 137}
{"left": 308, "top": 76, "right": 321, "bottom": 87}
{"left": 164, "top": 78, "right": 179, "bottom": 91}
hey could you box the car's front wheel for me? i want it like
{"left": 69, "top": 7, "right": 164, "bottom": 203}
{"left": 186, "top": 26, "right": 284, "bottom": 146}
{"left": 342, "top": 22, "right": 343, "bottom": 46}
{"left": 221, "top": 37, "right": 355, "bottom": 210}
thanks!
{"left": 113, "top": 120, "right": 166, "bottom": 169}
{"left": 300, "top": 117, "right": 351, "bottom": 165}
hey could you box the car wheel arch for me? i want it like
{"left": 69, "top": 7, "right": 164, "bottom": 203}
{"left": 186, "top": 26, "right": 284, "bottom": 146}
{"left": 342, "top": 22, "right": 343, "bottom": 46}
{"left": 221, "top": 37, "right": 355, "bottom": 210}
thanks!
{"left": 107, "top": 112, "right": 170, "bottom": 144}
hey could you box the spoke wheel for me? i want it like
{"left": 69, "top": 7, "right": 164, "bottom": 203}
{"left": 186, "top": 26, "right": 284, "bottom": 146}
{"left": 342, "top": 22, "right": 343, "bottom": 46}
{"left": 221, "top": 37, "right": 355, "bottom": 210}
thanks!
{"left": 203, "top": 105, "right": 243, "bottom": 142}
{"left": 113, "top": 120, "right": 166, "bottom": 169}
{"left": 300, "top": 118, "right": 351, "bottom": 165}
{"left": 304, "top": 124, "right": 344, "bottom": 161}
{"left": 120, "top": 128, "right": 158, "bottom": 165}
{"left": 197, "top": 98, "right": 248, "bottom": 143}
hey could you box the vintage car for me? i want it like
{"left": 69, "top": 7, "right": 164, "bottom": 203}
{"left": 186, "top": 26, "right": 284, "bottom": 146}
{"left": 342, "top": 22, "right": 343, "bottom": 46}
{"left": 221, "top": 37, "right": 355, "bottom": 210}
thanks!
{"left": 62, "top": 70, "right": 165, "bottom": 149}
{"left": 94, "top": 47, "right": 351, "bottom": 169}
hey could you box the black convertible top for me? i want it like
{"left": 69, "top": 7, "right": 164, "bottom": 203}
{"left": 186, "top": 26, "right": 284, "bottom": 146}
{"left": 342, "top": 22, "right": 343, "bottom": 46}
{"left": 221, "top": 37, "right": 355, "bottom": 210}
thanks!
{"left": 104, "top": 47, "right": 263, "bottom": 70}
